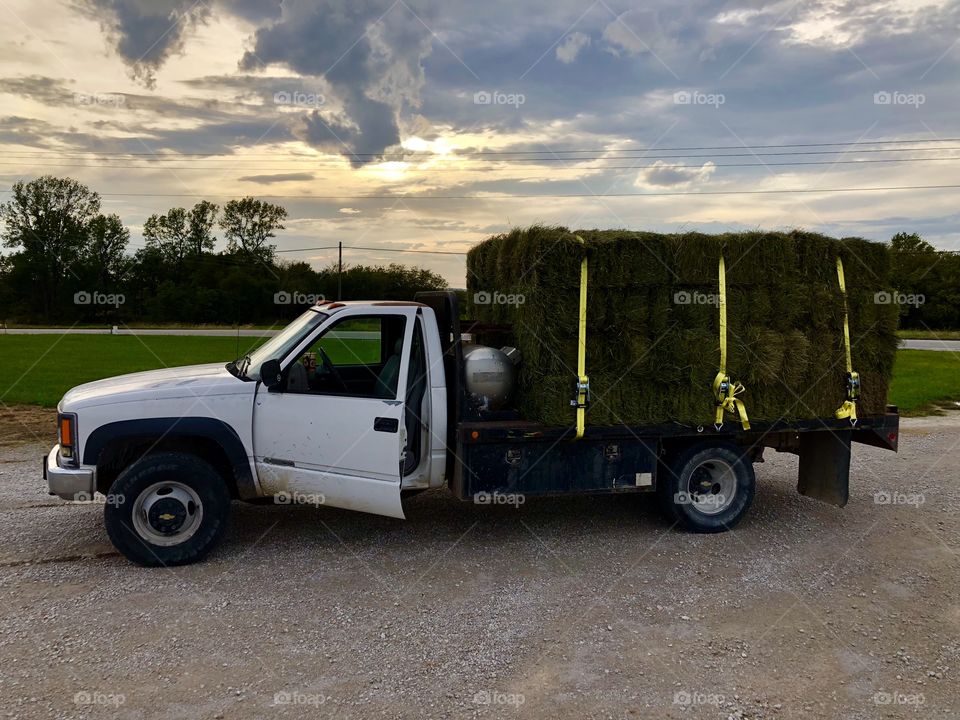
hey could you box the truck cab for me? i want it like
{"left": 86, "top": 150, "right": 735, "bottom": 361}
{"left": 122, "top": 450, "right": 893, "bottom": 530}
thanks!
{"left": 44, "top": 300, "right": 450, "bottom": 566}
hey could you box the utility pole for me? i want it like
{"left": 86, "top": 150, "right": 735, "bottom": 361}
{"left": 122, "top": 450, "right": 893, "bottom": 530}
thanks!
{"left": 337, "top": 241, "right": 343, "bottom": 300}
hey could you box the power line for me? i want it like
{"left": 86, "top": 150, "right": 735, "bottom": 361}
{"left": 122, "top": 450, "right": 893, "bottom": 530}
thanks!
{"left": 122, "top": 242, "right": 468, "bottom": 257}
{"left": 275, "top": 244, "right": 469, "bottom": 256}
{"left": 5, "top": 136, "right": 960, "bottom": 159}
{"left": 6, "top": 146, "right": 960, "bottom": 166}
{"left": 5, "top": 156, "right": 960, "bottom": 172}
{"left": 4, "top": 183, "right": 958, "bottom": 200}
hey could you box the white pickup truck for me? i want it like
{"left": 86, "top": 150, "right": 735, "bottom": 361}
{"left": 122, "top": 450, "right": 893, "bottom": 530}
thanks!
{"left": 44, "top": 292, "right": 900, "bottom": 566}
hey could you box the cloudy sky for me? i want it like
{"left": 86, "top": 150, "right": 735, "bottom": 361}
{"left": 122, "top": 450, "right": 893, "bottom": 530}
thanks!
{"left": 1, "top": 0, "right": 958, "bottom": 284}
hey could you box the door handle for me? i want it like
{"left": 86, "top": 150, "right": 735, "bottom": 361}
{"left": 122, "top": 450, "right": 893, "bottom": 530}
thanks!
{"left": 374, "top": 417, "right": 399, "bottom": 433}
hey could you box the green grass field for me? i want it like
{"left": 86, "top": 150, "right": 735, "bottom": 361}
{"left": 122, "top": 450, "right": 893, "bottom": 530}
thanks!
{"left": 0, "top": 335, "right": 267, "bottom": 407}
{"left": 2, "top": 335, "right": 957, "bottom": 415}
{"left": 897, "top": 329, "right": 960, "bottom": 340}
{"left": 889, "top": 349, "right": 960, "bottom": 415}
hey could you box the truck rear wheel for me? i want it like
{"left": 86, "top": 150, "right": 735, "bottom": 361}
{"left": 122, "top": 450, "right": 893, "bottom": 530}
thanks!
{"left": 104, "top": 452, "right": 231, "bottom": 566}
{"left": 657, "top": 442, "right": 755, "bottom": 533}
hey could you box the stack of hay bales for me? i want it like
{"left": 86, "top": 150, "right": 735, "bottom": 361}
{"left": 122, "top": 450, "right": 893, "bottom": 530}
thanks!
{"left": 466, "top": 226, "right": 898, "bottom": 426}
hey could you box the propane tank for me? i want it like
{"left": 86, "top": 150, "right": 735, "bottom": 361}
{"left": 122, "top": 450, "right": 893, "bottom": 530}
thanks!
{"left": 462, "top": 345, "right": 521, "bottom": 410}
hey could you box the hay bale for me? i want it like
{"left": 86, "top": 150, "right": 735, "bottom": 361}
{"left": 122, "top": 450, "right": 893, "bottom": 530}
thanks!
{"left": 467, "top": 226, "right": 898, "bottom": 426}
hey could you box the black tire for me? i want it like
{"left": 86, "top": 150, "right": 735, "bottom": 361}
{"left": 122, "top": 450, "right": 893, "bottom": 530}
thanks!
{"left": 104, "top": 452, "right": 231, "bottom": 567}
{"left": 657, "top": 442, "right": 755, "bottom": 533}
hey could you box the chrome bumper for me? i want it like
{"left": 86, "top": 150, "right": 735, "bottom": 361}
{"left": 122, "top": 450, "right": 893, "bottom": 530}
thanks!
{"left": 44, "top": 445, "right": 95, "bottom": 501}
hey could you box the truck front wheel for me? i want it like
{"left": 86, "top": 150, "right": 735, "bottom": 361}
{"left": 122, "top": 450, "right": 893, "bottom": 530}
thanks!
{"left": 104, "top": 452, "right": 231, "bottom": 566}
{"left": 657, "top": 442, "right": 755, "bottom": 533}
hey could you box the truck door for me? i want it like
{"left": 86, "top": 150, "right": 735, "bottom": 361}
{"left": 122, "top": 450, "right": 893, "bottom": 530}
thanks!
{"left": 252, "top": 309, "right": 414, "bottom": 518}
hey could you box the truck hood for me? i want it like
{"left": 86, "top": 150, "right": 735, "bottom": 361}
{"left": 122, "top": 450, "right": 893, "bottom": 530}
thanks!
{"left": 61, "top": 363, "right": 251, "bottom": 410}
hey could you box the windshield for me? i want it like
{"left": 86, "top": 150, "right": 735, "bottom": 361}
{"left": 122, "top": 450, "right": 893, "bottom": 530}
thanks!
{"left": 235, "top": 308, "right": 327, "bottom": 381}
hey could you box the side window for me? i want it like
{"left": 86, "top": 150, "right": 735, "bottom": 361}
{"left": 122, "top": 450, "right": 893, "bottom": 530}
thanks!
{"left": 284, "top": 315, "right": 407, "bottom": 399}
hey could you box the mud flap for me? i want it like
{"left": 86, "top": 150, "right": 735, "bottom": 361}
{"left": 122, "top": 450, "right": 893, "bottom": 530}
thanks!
{"left": 797, "top": 430, "right": 851, "bottom": 507}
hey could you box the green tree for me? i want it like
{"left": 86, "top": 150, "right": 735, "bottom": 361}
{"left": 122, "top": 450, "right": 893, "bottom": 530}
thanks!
{"left": 890, "top": 232, "right": 935, "bottom": 254}
{"left": 0, "top": 176, "right": 101, "bottom": 318}
{"left": 220, "top": 197, "right": 287, "bottom": 263}
{"left": 187, "top": 200, "right": 219, "bottom": 255}
{"left": 86, "top": 214, "right": 130, "bottom": 286}
{"left": 888, "top": 231, "right": 957, "bottom": 329}
{"left": 144, "top": 201, "right": 219, "bottom": 278}
{"left": 143, "top": 207, "right": 189, "bottom": 276}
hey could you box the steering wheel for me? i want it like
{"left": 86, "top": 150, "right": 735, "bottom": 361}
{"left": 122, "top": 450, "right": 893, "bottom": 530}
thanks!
{"left": 316, "top": 347, "right": 348, "bottom": 392}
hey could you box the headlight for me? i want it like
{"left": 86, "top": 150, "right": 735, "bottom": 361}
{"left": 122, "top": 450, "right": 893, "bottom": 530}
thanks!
{"left": 58, "top": 412, "right": 79, "bottom": 467}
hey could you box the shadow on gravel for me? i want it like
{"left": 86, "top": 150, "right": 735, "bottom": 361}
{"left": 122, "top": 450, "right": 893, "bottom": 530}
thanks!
{"left": 218, "top": 472, "right": 843, "bottom": 561}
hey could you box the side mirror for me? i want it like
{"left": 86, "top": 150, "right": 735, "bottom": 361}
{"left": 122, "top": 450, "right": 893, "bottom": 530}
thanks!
{"left": 260, "top": 359, "right": 283, "bottom": 390}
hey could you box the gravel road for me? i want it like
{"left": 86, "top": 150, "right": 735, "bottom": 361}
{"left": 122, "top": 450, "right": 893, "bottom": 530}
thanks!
{"left": 1, "top": 412, "right": 957, "bottom": 719}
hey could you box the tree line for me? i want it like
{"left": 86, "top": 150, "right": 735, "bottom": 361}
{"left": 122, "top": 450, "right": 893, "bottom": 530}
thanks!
{"left": 888, "top": 232, "right": 960, "bottom": 330}
{"left": 0, "top": 176, "right": 448, "bottom": 324}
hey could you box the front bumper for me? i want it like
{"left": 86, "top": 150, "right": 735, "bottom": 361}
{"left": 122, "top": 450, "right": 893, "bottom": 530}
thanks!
{"left": 44, "top": 445, "right": 95, "bottom": 501}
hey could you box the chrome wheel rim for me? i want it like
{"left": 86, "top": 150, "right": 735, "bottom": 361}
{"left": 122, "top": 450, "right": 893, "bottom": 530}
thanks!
{"left": 131, "top": 481, "right": 203, "bottom": 546}
{"left": 686, "top": 459, "right": 736, "bottom": 515}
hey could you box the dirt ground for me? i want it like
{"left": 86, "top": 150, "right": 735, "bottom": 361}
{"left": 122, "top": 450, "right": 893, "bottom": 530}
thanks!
{"left": 0, "top": 412, "right": 957, "bottom": 719}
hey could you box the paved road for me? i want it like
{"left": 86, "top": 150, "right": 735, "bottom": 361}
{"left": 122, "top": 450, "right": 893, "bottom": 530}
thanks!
{"left": 900, "top": 338, "right": 960, "bottom": 351}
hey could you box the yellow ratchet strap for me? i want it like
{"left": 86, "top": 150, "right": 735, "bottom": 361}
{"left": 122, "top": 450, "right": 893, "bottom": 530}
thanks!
{"left": 572, "top": 235, "right": 590, "bottom": 439}
{"left": 713, "top": 254, "right": 750, "bottom": 430}
{"left": 834, "top": 256, "right": 860, "bottom": 422}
